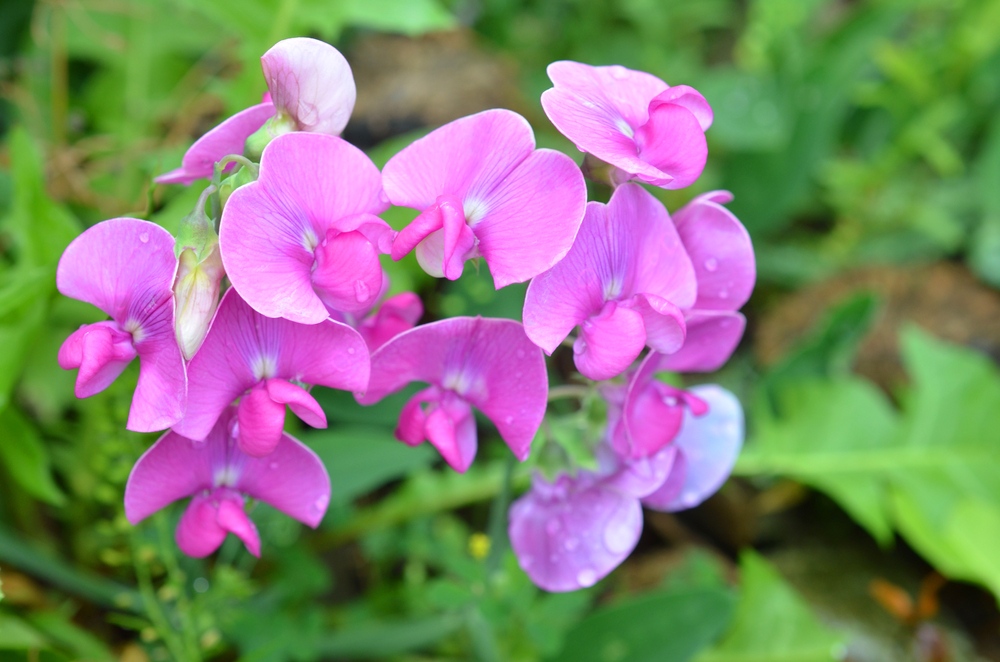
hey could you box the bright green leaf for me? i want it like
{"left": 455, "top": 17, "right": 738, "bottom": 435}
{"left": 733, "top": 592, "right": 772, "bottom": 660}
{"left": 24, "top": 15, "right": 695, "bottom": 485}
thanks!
{"left": 0, "top": 407, "right": 66, "bottom": 506}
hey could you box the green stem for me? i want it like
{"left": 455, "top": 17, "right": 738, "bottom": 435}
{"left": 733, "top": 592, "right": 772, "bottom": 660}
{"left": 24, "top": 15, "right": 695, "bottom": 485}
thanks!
{"left": 154, "top": 514, "right": 202, "bottom": 661}
{"left": 485, "top": 455, "right": 516, "bottom": 576}
{"left": 130, "top": 531, "right": 189, "bottom": 661}
{"left": 547, "top": 385, "right": 592, "bottom": 402}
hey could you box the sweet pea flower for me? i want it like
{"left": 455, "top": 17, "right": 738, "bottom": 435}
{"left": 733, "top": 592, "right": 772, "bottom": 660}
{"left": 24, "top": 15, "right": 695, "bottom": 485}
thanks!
{"left": 382, "top": 109, "right": 587, "bottom": 286}
{"left": 354, "top": 291, "right": 424, "bottom": 352}
{"left": 509, "top": 385, "right": 743, "bottom": 592}
{"left": 541, "top": 61, "right": 712, "bottom": 189}
{"left": 156, "top": 37, "right": 355, "bottom": 185}
{"left": 57, "top": 218, "right": 186, "bottom": 432}
{"left": 356, "top": 317, "right": 547, "bottom": 472}
{"left": 125, "top": 406, "right": 331, "bottom": 558}
{"left": 220, "top": 132, "right": 393, "bottom": 324}
{"left": 523, "top": 183, "right": 696, "bottom": 381}
{"left": 174, "top": 289, "right": 369, "bottom": 457}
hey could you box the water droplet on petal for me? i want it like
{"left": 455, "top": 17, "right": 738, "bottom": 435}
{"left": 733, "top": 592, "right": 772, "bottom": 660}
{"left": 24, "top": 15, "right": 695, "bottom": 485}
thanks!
{"left": 546, "top": 520, "right": 560, "bottom": 535}
{"left": 347, "top": 347, "right": 355, "bottom": 355}
{"left": 269, "top": 461, "right": 279, "bottom": 470}
{"left": 582, "top": 101, "right": 596, "bottom": 109}
{"left": 516, "top": 349, "right": 525, "bottom": 359}
{"left": 313, "top": 495, "right": 330, "bottom": 511}
{"left": 719, "top": 289, "right": 729, "bottom": 300}
{"left": 609, "top": 65, "right": 628, "bottom": 80}
{"left": 504, "top": 416, "right": 514, "bottom": 424}
{"left": 355, "top": 280, "right": 371, "bottom": 303}
{"left": 603, "top": 517, "right": 635, "bottom": 554}
{"left": 663, "top": 396, "right": 678, "bottom": 407}
{"left": 577, "top": 568, "right": 597, "bottom": 587}
{"left": 704, "top": 257, "right": 718, "bottom": 272}
{"left": 139, "top": 233, "right": 149, "bottom": 243}
{"left": 564, "top": 537, "right": 579, "bottom": 551}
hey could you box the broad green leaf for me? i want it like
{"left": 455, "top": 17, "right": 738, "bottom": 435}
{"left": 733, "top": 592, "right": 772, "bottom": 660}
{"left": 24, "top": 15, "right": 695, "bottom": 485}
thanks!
{"left": 552, "top": 586, "right": 734, "bottom": 662}
{"left": 306, "top": 426, "right": 437, "bottom": 505}
{"left": 0, "top": 270, "right": 51, "bottom": 411}
{"left": 697, "top": 552, "right": 845, "bottom": 662}
{"left": 0, "top": 407, "right": 66, "bottom": 506}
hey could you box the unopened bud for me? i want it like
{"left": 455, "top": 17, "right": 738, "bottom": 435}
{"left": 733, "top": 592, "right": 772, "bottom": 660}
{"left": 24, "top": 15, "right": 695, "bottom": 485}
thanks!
{"left": 244, "top": 113, "right": 296, "bottom": 161}
{"left": 174, "top": 244, "right": 224, "bottom": 360}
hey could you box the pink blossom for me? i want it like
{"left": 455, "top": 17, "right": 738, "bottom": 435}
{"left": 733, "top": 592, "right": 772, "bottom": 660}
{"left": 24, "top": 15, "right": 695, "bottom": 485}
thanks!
{"left": 382, "top": 109, "right": 587, "bottom": 287}
{"left": 541, "top": 61, "right": 712, "bottom": 189}
{"left": 125, "top": 406, "right": 330, "bottom": 558}
{"left": 523, "top": 183, "right": 696, "bottom": 380}
{"left": 355, "top": 291, "right": 424, "bottom": 352}
{"left": 174, "top": 289, "right": 369, "bottom": 457}
{"left": 356, "top": 317, "right": 547, "bottom": 472}
{"left": 220, "top": 132, "right": 393, "bottom": 325}
{"left": 56, "top": 218, "right": 186, "bottom": 432}
{"left": 156, "top": 37, "right": 355, "bottom": 185}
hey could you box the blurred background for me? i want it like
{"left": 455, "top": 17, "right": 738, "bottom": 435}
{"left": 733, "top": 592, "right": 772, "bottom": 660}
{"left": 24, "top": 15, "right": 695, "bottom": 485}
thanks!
{"left": 1, "top": 0, "right": 1000, "bottom": 659}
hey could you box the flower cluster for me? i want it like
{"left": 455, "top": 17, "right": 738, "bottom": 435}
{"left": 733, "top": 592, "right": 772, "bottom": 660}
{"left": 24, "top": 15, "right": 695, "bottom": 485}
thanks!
{"left": 56, "top": 41, "right": 754, "bottom": 589}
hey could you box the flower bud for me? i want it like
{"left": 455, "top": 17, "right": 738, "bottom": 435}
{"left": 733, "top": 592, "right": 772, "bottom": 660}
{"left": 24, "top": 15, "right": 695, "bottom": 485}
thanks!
{"left": 174, "top": 244, "right": 224, "bottom": 360}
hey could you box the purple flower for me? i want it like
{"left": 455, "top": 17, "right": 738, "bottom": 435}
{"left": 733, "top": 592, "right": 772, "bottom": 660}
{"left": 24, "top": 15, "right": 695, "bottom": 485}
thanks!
{"left": 220, "top": 131, "right": 393, "bottom": 325}
{"left": 56, "top": 218, "right": 186, "bottom": 432}
{"left": 523, "top": 183, "right": 697, "bottom": 380}
{"left": 357, "top": 317, "right": 548, "bottom": 472}
{"left": 541, "top": 61, "right": 712, "bottom": 189}
{"left": 382, "top": 109, "right": 587, "bottom": 287}
{"left": 156, "top": 38, "right": 355, "bottom": 185}
{"left": 509, "top": 385, "right": 743, "bottom": 592}
{"left": 173, "top": 289, "right": 369, "bottom": 457}
{"left": 125, "top": 406, "right": 330, "bottom": 558}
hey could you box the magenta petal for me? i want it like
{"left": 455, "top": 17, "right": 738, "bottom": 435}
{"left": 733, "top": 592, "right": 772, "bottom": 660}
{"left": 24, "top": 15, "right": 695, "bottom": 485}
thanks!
{"left": 155, "top": 102, "right": 275, "bottom": 185}
{"left": 391, "top": 202, "right": 448, "bottom": 260}
{"left": 424, "top": 394, "right": 478, "bottom": 472}
{"left": 236, "top": 385, "right": 286, "bottom": 457}
{"left": 633, "top": 102, "right": 707, "bottom": 189}
{"left": 360, "top": 317, "right": 547, "bottom": 462}
{"left": 124, "top": 429, "right": 214, "bottom": 524}
{"left": 648, "top": 85, "right": 713, "bottom": 132}
{"left": 59, "top": 322, "right": 136, "bottom": 398}
{"left": 642, "top": 385, "right": 744, "bottom": 511}
{"left": 656, "top": 311, "right": 746, "bottom": 373}
{"left": 220, "top": 132, "right": 387, "bottom": 324}
{"left": 508, "top": 473, "right": 643, "bottom": 592}
{"left": 261, "top": 37, "right": 355, "bottom": 135}
{"left": 673, "top": 191, "right": 756, "bottom": 311}
{"left": 216, "top": 497, "right": 261, "bottom": 557}
{"left": 265, "top": 378, "right": 326, "bottom": 429}
{"left": 312, "top": 230, "right": 384, "bottom": 314}
{"left": 176, "top": 495, "right": 229, "bottom": 558}
{"left": 129, "top": 303, "right": 187, "bottom": 432}
{"left": 574, "top": 302, "right": 646, "bottom": 381}
{"left": 472, "top": 148, "right": 587, "bottom": 288}
{"left": 382, "top": 109, "right": 535, "bottom": 210}
{"left": 235, "top": 430, "right": 332, "bottom": 528}
{"left": 358, "top": 291, "right": 423, "bottom": 351}
{"left": 626, "top": 293, "right": 686, "bottom": 355}
{"left": 545, "top": 61, "right": 668, "bottom": 129}
{"left": 397, "top": 388, "right": 434, "bottom": 446}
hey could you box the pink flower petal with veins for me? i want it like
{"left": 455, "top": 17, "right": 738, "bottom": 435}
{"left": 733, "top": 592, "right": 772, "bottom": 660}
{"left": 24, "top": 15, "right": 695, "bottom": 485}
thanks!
{"left": 220, "top": 132, "right": 389, "bottom": 324}
{"left": 358, "top": 316, "right": 547, "bottom": 466}
{"left": 261, "top": 37, "right": 355, "bottom": 135}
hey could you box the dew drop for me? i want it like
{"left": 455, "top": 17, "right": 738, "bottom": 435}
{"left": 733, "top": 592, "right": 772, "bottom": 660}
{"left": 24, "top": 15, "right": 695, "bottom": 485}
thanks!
{"left": 576, "top": 568, "right": 597, "bottom": 587}
{"left": 663, "top": 396, "right": 679, "bottom": 407}
{"left": 564, "top": 537, "right": 579, "bottom": 551}
{"left": 269, "top": 461, "right": 279, "bottom": 470}
{"left": 354, "top": 280, "right": 371, "bottom": 303}
{"left": 582, "top": 101, "right": 597, "bottom": 109}
{"left": 704, "top": 257, "right": 718, "bottom": 272}
{"left": 603, "top": 517, "right": 635, "bottom": 554}
{"left": 504, "top": 415, "right": 514, "bottom": 424}
{"left": 549, "top": 554, "right": 560, "bottom": 563}
{"left": 139, "top": 232, "right": 149, "bottom": 243}
{"left": 347, "top": 347, "right": 355, "bottom": 355}
{"left": 516, "top": 349, "right": 526, "bottom": 359}
{"left": 609, "top": 65, "right": 628, "bottom": 80}
{"left": 313, "top": 494, "right": 330, "bottom": 511}
{"left": 718, "top": 289, "right": 729, "bottom": 300}
{"left": 546, "top": 520, "right": 561, "bottom": 535}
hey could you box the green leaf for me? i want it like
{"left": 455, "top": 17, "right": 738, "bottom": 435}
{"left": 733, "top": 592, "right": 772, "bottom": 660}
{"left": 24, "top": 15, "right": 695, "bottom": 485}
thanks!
{"left": 552, "top": 586, "right": 735, "bottom": 662}
{"left": 317, "top": 615, "right": 464, "bottom": 658}
{"left": 697, "top": 552, "right": 845, "bottom": 662}
{"left": 0, "top": 269, "right": 51, "bottom": 411}
{"left": 305, "top": 426, "right": 437, "bottom": 505}
{"left": 25, "top": 612, "right": 116, "bottom": 662}
{"left": 0, "top": 407, "right": 66, "bottom": 506}
{"left": 0, "top": 611, "right": 46, "bottom": 650}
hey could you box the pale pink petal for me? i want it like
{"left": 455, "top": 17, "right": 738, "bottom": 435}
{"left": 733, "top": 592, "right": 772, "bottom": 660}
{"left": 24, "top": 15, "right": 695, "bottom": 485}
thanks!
{"left": 509, "top": 472, "right": 643, "bottom": 592}
{"left": 642, "top": 453, "right": 686, "bottom": 509}
{"left": 633, "top": 102, "right": 707, "bottom": 189}
{"left": 358, "top": 292, "right": 423, "bottom": 351}
{"left": 382, "top": 109, "right": 535, "bottom": 210}
{"left": 58, "top": 323, "right": 136, "bottom": 398}
{"left": 265, "top": 378, "right": 326, "bottom": 429}
{"left": 236, "top": 385, "right": 287, "bottom": 457}
{"left": 545, "top": 61, "right": 668, "bottom": 129}
{"left": 673, "top": 191, "right": 755, "bottom": 311}
{"left": 124, "top": 429, "right": 215, "bottom": 524}
{"left": 57, "top": 218, "right": 177, "bottom": 323}
{"left": 472, "top": 149, "right": 587, "bottom": 288}
{"left": 235, "top": 429, "right": 332, "bottom": 528}
{"left": 261, "top": 37, "right": 355, "bottom": 135}
{"left": 312, "top": 230, "right": 384, "bottom": 314}
{"left": 220, "top": 132, "right": 387, "bottom": 324}
{"left": 648, "top": 86, "right": 713, "bottom": 132}
{"left": 176, "top": 495, "right": 229, "bottom": 558}
{"left": 642, "top": 385, "right": 744, "bottom": 511}
{"left": 155, "top": 102, "right": 275, "bottom": 185}
{"left": 359, "top": 317, "right": 547, "bottom": 462}
{"left": 573, "top": 301, "right": 646, "bottom": 381}
{"left": 656, "top": 311, "right": 746, "bottom": 373}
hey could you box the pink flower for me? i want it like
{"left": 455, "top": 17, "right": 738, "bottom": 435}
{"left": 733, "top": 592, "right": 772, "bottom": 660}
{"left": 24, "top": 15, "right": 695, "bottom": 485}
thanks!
{"left": 541, "top": 61, "right": 712, "bottom": 189}
{"left": 156, "top": 37, "right": 355, "bottom": 185}
{"left": 220, "top": 132, "right": 393, "bottom": 325}
{"left": 173, "top": 289, "right": 369, "bottom": 457}
{"left": 523, "top": 183, "right": 697, "bottom": 380}
{"left": 382, "top": 109, "right": 587, "bottom": 287}
{"left": 356, "top": 317, "right": 548, "bottom": 472}
{"left": 355, "top": 291, "right": 424, "bottom": 352}
{"left": 56, "top": 218, "right": 186, "bottom": 432}
{"left": 125, "top": 406, "right": 331, "bottom": 558}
